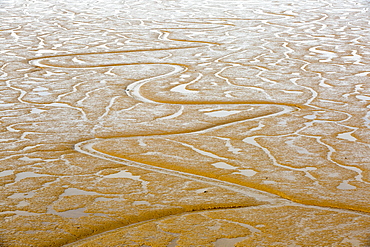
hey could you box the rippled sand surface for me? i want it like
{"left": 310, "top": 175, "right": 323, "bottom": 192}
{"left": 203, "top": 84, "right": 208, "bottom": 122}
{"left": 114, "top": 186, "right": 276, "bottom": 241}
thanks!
{"left": 1, "top": 0, "right": 370, "bottom": 246}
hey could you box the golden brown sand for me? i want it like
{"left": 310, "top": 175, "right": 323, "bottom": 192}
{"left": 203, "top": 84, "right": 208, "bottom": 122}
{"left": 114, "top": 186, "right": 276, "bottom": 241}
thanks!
{"left": 1, "top": 0, "right": 370, "bottom": 246}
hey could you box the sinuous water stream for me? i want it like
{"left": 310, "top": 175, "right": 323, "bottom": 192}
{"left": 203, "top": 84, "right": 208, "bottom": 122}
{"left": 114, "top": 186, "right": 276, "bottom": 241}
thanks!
{"left": 1, "top": 0, "right": 370, "bottom": 246}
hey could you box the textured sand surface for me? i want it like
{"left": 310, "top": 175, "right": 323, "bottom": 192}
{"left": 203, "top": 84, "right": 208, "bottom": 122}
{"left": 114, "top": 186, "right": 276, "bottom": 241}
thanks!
{"left": 1, "top": 0, "right": 370, "bottom": 246}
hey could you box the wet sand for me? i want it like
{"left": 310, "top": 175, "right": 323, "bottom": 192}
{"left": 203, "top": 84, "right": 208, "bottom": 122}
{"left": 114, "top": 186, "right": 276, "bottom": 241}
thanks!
{"left": 1, "top": 0, "right": 370, "bottom": 246}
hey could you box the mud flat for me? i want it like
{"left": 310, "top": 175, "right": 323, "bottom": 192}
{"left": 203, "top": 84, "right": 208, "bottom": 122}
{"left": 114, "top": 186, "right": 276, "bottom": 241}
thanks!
{"left": 1, "top": 0, "right": 370, "bottom": 246}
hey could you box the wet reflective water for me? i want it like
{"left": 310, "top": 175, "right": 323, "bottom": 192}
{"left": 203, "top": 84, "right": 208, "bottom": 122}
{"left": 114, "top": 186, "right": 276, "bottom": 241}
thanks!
{"left": 1, "top": 0, "right": 370, "bottom": 246}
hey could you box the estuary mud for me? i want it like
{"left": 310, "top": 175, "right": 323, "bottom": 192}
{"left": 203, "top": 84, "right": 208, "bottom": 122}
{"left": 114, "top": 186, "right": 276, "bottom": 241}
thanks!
{"left": 1, "top": 0, "right": 370, "bottom": 246}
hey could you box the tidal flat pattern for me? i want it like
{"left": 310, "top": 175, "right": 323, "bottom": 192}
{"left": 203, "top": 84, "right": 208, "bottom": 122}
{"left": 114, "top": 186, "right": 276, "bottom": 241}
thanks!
{"left": 1, "top": 0, "right": 370, "bottom": 246}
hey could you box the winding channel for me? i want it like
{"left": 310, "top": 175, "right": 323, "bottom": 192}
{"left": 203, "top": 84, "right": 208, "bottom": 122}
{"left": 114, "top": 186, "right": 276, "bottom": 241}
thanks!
{"left": 28, "top": 39, "right": 370, "bottom": 211}
{"left": 27, "top": 41, "right": 370, "bottom": 245}
{"left": 28, "top": 44, "right": 303, "bottom": 201}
